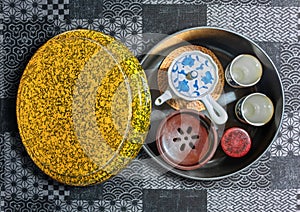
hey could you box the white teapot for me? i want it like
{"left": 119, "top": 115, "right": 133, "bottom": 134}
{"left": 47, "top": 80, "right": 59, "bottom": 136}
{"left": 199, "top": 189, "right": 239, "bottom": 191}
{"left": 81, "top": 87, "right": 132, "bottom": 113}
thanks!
{"left": 155, "top": 50, "right": 228, "bottom": 125}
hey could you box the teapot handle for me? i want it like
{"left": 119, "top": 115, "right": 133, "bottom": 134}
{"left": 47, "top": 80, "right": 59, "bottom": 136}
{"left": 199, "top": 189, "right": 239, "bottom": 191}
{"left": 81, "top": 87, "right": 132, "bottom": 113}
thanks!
{"left": 155, "top": 90, "right": 172, "bottom": 106}
{"left": 201, "top": 95, "right": 228, "bottom": 125}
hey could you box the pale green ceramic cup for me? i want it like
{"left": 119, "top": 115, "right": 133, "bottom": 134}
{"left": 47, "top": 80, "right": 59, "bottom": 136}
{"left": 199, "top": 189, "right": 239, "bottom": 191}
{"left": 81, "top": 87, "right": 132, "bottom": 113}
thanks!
{"left": 235, "top": 92, "right": 274, "bottom": 126}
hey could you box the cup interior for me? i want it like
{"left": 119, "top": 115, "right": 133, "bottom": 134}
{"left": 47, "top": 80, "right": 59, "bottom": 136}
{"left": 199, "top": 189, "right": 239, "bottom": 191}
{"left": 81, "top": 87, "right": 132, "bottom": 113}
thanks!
{"left": 230, "top": 54, "right": 262, "bottom": 86}
{"left": 242, "top": 93, "right": 274, "bottom": 126}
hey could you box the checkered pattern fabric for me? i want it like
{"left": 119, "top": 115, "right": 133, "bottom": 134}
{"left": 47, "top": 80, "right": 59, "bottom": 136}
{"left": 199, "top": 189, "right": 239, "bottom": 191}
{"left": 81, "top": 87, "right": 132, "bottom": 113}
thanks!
{"left": 43, "top": 180, "right": 69, "bottom": 201}
{"left": 42, "top": 0, "right": 69, "bottom": 20}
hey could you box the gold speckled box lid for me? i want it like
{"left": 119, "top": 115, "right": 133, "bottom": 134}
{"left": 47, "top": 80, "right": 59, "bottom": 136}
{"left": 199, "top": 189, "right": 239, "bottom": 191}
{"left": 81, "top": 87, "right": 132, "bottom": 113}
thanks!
{"left": 16, "top": 29, "right": 151, "bottom": 186}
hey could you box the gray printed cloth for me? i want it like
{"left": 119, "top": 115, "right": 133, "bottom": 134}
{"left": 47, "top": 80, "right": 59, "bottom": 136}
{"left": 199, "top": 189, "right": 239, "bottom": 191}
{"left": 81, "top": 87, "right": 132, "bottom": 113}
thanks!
{"left": 1, "top": 0, "right": 300, "bottom": 211}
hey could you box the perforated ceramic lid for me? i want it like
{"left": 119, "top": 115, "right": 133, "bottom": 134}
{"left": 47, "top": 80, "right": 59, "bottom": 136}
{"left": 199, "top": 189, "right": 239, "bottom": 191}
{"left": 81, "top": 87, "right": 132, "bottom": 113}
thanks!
{"left": 156, "top": 109, "right": 218, "bottom": 170}
{"left": 168, "top": 50, "right": 218, "bottom": 101}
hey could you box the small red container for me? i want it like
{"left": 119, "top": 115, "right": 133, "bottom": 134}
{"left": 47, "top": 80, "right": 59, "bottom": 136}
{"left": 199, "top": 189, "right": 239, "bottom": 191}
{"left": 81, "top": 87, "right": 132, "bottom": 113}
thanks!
{"left": 221, "top": 127, "right": 251, "bottom": 158}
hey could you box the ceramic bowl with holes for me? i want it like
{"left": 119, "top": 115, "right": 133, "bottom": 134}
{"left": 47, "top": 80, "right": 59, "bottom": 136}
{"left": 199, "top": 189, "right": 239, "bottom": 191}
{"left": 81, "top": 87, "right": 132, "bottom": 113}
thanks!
{"left": 156, "top": 109, "right": 218, "bottom": 170}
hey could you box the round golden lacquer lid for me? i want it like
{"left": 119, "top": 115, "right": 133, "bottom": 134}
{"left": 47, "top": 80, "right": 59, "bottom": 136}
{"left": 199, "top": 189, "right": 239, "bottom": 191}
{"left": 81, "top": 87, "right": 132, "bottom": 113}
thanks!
{"left": 16, "top": 29, "right": 151, "bottom": 186}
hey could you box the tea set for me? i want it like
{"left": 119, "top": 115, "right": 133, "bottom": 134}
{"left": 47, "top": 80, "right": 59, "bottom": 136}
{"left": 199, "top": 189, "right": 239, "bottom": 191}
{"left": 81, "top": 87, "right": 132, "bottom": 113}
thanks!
{"left": 154, "top": 49, "right": 274, "bottom": 170}
{"left": 133, "top": 27, "right": 282, "bottom": 180}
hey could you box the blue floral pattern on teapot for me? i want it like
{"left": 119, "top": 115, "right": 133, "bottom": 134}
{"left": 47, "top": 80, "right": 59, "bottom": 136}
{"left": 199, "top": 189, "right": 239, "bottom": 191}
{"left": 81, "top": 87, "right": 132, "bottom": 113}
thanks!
{"left": 170, "top": 52, "right": 216, "bottom": 99}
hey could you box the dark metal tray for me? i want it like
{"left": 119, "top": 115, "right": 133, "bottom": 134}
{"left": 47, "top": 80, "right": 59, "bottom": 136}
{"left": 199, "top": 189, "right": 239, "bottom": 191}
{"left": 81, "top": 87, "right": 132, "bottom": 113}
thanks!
{"left": 141, "top": 27, "right": 284, "bottom": 180}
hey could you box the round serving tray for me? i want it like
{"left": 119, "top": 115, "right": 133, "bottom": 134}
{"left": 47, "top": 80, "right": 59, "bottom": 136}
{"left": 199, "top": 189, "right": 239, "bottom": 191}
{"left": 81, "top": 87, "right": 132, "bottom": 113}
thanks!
{"left": 141, "top": 27, "right": 284, "bottom": 180}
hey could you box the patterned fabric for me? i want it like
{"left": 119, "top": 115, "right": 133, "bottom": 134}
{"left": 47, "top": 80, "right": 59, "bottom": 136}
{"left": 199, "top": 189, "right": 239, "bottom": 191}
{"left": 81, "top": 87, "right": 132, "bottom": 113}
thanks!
{"left": 297, "top": 189, "right": 300, "bottom": 211}
{"left": 271, "top": 111, "right": 300, "bottom": 157}
{"left": 2, "top": 0, "right": 44, "bottom": 21}
{"left": 207, "top": 189, "right": 297, "bottom": 211}
{"left": 280, "top": 43, "right": 300, "bottom": 112}
{"left": 103, "top": 0, "right": 142, "bottom": 18}
{"left": 207, "top": 5, "right": 298, "bottom": 43}
{"left": 1, "top": 0, "right": 299, "bottom": 211}
{"left": 1, "top": 19, "right": 57, "bottom": 98}
{"left": 141, "top": 0, "right": 272, "bottom": 6}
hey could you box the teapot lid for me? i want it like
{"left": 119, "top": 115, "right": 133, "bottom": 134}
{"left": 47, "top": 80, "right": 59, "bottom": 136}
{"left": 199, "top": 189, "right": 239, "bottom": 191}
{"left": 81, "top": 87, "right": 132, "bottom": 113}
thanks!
{"left": 168, "top": 50, "right": 218, "bottom": 101}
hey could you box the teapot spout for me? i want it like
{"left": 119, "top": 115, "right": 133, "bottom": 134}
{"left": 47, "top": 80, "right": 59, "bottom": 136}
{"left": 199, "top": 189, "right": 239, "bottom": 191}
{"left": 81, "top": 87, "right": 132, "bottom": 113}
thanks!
{"left": 155, "top": 90, "right": 172, "bottom": 106}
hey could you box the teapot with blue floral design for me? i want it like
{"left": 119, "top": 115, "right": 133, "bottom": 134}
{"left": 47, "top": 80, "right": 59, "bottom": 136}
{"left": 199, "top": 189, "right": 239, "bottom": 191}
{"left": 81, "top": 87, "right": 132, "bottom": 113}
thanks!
{"left": 155, "top": 50, "right": 228, "bottom": 125}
